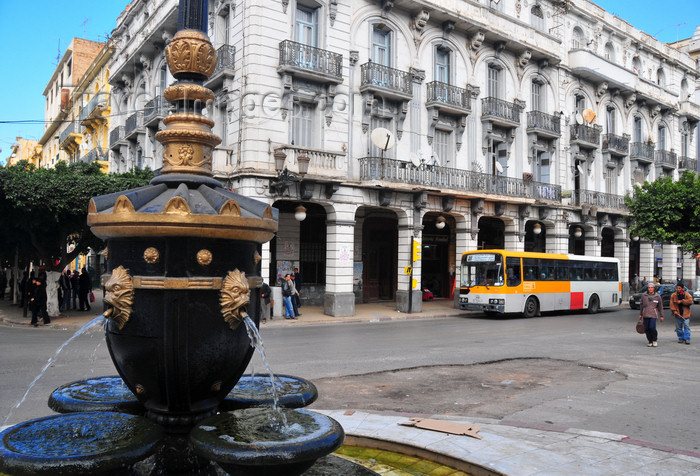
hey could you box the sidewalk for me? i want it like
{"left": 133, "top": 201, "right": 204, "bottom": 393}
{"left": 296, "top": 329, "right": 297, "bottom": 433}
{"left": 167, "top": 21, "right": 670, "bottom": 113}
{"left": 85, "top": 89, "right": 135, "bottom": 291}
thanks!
{"left": 0, "top": 292, "right": 469, "bottom": 330}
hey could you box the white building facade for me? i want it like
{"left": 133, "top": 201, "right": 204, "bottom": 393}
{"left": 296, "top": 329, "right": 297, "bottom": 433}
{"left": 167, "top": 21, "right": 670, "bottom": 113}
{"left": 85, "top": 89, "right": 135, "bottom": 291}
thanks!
{"left": 108, "top": 0, "right": 700, "bottom": 316}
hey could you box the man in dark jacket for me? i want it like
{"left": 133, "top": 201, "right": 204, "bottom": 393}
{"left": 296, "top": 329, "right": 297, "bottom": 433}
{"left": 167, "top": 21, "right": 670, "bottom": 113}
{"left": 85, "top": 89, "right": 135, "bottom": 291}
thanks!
{"left": 78, "top": 267, "right": 92, "bottom": 311}
{"left": 260, "top": 281, "right": 272, "bottom": 323}
{"left": 30, "top": 272, "right": 50, "bottom": 326}
{"left": 70, "top": 270, "right": 80, "bottom": 310}
{"left": 59, "top": 270, "right": 72, "bottom": 311}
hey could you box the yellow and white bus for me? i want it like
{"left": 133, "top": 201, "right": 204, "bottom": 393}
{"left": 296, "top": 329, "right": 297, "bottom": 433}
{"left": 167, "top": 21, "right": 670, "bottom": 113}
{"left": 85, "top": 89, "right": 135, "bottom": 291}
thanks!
{"left": 458, "top": 250, "right": 621, "bottom": 317}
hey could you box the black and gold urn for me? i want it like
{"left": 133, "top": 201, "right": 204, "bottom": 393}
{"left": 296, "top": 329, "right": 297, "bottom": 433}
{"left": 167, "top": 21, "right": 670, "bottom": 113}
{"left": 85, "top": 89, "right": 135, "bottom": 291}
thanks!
{"left": 87, "top": 0, "right": 277, "bottom": 434}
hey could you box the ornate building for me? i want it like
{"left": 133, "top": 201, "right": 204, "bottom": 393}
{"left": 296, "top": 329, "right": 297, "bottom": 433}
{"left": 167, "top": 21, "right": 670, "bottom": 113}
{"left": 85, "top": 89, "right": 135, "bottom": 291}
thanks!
{"left": 38, "top": 38, "right": 109, "bottom": 170}
{"left": 108, "top": 0, "right": 700, "bottom": 316}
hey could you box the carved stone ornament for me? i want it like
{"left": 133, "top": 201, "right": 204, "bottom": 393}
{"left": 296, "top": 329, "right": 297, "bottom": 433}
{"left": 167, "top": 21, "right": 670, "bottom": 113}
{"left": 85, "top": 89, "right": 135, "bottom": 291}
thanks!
{"left": 220, "top": 270, "right": 251, "bottom": 331}
{"left": 103, "top": 266, "right": 134, "bottom": 331}
{"left": 197, "top": 249, "right": 213, "bottom": 266}
{"left": 143, "top": 247, "right": 160, "bottom": 264}
{"left": 470, "top": 31, "right": 485, "bottom": 51}
{"left": 518, "top": 50, "right": 532, "bottom": 68}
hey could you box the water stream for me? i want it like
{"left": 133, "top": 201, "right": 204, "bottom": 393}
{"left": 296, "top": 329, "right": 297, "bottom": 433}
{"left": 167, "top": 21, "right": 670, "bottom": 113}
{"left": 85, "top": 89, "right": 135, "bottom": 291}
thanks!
{"left": 2, "top": 315, "right": 107, "bottom": 427}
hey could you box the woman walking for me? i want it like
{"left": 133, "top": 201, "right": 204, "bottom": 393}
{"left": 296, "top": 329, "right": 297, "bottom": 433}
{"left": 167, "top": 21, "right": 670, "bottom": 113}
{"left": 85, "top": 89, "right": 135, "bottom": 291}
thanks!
{"left": 638, "top": 283, "right": 664, "bottom": 347}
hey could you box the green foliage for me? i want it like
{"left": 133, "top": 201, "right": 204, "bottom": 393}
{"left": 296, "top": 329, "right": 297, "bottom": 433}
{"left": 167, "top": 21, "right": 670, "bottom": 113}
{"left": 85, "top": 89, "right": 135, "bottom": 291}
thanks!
{"left": 625, "top": 171, "right": 700, "bottom": 254}
{"left": 0, "top": 160, "right": 152, "bottom": 270}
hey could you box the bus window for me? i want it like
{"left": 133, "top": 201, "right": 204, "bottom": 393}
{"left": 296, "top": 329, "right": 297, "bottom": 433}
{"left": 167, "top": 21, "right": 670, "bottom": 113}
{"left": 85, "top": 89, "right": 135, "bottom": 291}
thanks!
{"left": 506, "top": 257, "right": 521, "bottom": 287}
{"left": 523, "top": 258, "right": 538, "bottom": 281}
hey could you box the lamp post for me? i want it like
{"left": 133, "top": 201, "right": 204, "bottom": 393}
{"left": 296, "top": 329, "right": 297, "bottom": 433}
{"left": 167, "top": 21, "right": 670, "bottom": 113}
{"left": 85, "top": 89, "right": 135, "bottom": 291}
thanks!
{"left": 435, "top": 216, "right": 446, "bottom": 230}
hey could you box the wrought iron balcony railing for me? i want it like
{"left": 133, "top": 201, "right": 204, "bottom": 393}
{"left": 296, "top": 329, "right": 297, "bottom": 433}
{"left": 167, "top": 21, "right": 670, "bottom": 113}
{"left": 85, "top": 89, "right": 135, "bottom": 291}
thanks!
{"left": 79, "top": 93, "right": 110, "bottom": 124}
{"left": 82, "top": 147, "right": 106, "bottom": 164}
{"left": 601, "top": 133, "right": 629, "bottom": 156}
{"left": 59, "top": 121, "right": 80, "bottom": 146}
{"left": 630, "top": 142, "right": 655, "bottom": 162}
{"left": 526, "top": 111, "right": 561, "bottom": 137}
{"left": 679, "top": 156, "right": 698, "bottom": 172}
{"left": 278, "top": 40, "right": 342, "bottom": 81}
{"left": 109, "top": 126, "right": 125, "bottom": 147}
{"left": 425, "top": 81, "right": 471, "bottom": 114}
{"left": 570, "top": 124, "right": 600, "bottom": 147}
{"left": 213, "top": 44, "right": 235, "bottom": 75}
{"left": 360, "top": 62, "right": 412, "bottom": 99}
{"left": 358, "top": 156, "right": 561, "bottom": 202}
{"left": 124, "top": 112, "right": 143, "bottom": 138}
{"left": 481, "top": 97, "right": 522, "bottom": 124}
{"left": 143, "top": 96, "right": 168, "bottom": 127}
{"left": 655, "top": 149, "right": 677, "bottom": 168}
{"left": 573, "top": 189, "right": 627, "bottom": 211}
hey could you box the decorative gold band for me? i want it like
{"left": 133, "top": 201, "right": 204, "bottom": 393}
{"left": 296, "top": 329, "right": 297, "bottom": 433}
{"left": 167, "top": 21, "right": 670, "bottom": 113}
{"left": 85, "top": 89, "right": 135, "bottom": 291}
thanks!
{"left": 101, "top": 275, "right": 263, "bottom": 290}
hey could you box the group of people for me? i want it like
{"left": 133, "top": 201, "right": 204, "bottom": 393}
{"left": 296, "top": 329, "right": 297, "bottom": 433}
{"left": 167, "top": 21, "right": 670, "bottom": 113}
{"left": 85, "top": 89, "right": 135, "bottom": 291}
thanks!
{"left": 258, "top": 268, "right": 303, "bottom": 323}
{"left": 638, "top": 282, "right": 692, "bottom": 347}
{"left": 14, "top": 267, "right": 93, "bottom": 327}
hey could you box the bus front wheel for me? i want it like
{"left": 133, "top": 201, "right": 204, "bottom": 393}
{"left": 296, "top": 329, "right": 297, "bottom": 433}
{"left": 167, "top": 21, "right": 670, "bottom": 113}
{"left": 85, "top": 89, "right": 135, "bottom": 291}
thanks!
{"left": 523, "top": 297, "right": 538, "bottom": 318}
{"left": 588, "top": 294, "right": 600, "bottom": 314}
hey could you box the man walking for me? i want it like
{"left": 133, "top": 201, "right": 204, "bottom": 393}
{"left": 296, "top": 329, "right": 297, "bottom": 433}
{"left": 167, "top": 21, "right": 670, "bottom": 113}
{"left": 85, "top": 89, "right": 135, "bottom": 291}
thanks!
{"left": 260, "top": 280, "right": 272, "bottom": 323}
{"left": 670, "top": 282, "right": 692, "bottom": 345}
{"left": 59, "top": 270, "right": 72, "bottom": 311}
{"left": 281, "top": 274, "right": 297, "bottom": 320}
{"left": 70, "top": 270, "right": 80, "bottom": 310}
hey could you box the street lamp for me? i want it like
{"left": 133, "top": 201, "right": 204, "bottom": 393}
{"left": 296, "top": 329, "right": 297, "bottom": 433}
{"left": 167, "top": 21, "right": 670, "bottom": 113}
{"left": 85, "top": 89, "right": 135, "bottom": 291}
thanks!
{"left": 632, "top": 235, "right": 640, "bottom": 241}
{"left": 269, "top": 149, "right": 311, "bottom": 195}
{"left": 435, "top": 216, "right": 446, "bottom": 230}
{"left": 574, "top": 227, "right": 583, "bottom": 238}
{"left": 533, "top": 223, "right": 542, "bottom": 235}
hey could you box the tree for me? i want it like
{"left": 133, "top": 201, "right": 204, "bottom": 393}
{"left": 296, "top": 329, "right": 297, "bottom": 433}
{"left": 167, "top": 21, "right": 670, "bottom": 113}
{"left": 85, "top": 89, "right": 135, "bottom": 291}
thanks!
{"left": 625, "top": 171, "right": 700, "bottom": 254}
{"left": 0, "top": 160, "right": 152, "bottom": 314}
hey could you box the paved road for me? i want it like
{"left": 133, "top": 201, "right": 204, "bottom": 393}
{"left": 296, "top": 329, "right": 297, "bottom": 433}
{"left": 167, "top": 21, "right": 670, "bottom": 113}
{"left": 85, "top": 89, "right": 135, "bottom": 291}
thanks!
{"left": 1, "top": 306, "right": 698, "bottom": 456}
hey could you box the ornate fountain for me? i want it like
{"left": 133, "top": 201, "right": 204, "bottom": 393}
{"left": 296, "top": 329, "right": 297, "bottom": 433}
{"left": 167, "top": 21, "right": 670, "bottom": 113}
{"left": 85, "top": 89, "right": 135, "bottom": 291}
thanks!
{"left": 0, "top": 1, "right": 344, "bottom": 474}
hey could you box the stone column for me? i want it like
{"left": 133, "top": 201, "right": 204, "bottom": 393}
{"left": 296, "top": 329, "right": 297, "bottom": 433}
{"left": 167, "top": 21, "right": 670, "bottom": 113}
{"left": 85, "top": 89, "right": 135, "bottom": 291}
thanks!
{"left": 682, "top": 252, "right": 695, "bottom": 289}
{"left": 614, "top": 234, "right": 630, "bottom": 298}
{"left": 662, "top": 243, "right": 678, "bottom": 283}
{"left": 638, "top": 240, "right": 655, "bottom": 283}
{"left": 585, "top": 227, "right": 601, "bottom": 257}
{"left": 396, "top": 212, "right": 422, "bottom": 313}
{"left": 324, "top": 203, "right": 359, "bottom": 317}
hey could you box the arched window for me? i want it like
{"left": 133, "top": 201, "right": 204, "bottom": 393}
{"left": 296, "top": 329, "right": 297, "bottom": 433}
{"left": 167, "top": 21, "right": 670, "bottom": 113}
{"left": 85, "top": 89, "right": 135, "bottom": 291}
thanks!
{"left": 633, "top": 115, "right": 643, "bottom": 142}
{"left": 632, "top": 56, "right": 642, "bottom": 76}
{"left": 605, "top": 105, "right": 616, "bottom": 134}
{"left": 681, "top": 78, "right": 689, "bottom": 100}
{"left": 371, "top": 24, "right": 392, "bottom": 66}
{"left": 604, "top": 42, "right": 615, "bottom": 62}
{"left": 434, "top": 45, "right": 451, "bottom": 84}
{"left": 572, "top": 27, "right": 584, "bottom": 49}
{"left": 658, "top": 124, "right": 666, "bottom": 150}
{"left": 574, "top": 93, "right": 585, "bottom": 114}
{"left": 531, "top": 5, "right": 545, "bottom": 31}
{"left": 657, "top": 68, "right": 666, "bottom": 88}
{"left": 531, "top": 79, "right": 544, "bottom": 111}
{"left": 487, "top": 64, "right": 502, "bottom": 99}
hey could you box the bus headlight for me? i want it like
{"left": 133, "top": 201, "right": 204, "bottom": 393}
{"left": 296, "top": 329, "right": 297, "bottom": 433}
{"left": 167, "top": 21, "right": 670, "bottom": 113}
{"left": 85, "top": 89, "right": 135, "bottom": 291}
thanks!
{"left": 489, "top": 298, "right": 505, "bottom": 305}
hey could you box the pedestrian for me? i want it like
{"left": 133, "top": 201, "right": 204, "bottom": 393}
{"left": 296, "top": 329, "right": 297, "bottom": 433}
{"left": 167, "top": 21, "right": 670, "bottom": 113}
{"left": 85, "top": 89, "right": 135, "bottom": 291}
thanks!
{"left": 653, "top": 274, "right": 660, "bottom": 284}
{"left": 290, "top": 273, "right": 301, "bottom": 317}
{"left": 78, "top": 267, "right": 93, "bottom": 311}
{"left": 670, "top": 283, "right": 692, "bottom": 345}
{"left": 29, "top": 272, "right": 51, "bottom": 327}
{"left": 260, "top": 280, "right": 271, "bottom": 323}
{"left": 638, "top": 283, "right": 664, "bottom": 347}
{"left": 641, "top": 276, "right": 648, "bottom": 288}
{"left": 59, "top": 270, "right": 72, "bottom": 311}
{"left": 0, "top": 268, "right": 7, "bottom": 300}
{"left": 18, "top": 271, "right": 28, "bottom": 308}
{"left": 292, "top": 267, "right": 303, "bottom": 309}
{"left": 281, "top": 274, "right": 297, "bottom": 320}
{"left": 70, "top": 270, "right": 80, "bottom": 310}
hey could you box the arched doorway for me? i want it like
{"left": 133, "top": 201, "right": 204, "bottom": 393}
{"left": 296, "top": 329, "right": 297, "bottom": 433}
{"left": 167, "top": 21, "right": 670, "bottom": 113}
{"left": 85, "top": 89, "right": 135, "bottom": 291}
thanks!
{"left": 361, "top": 211, "right": 397, "bottom": 302}
{"left": 524, "top": 221, "right": 546, "bottom": 252}
{"left": 422, "top": 215, "right": 453, "bottom": 298}
{"left": 601, "top": 228, "right": 615, "bottom": 257}
{"left": 478, "top": 217, "right": 505, "bottom": 249}
{"left": 568, "top": 225, "right": 585, "bottom": 255}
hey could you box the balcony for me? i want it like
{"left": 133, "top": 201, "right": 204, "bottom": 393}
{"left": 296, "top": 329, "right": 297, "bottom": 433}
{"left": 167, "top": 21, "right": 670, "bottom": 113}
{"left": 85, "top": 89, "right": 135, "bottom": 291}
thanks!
{"left": 143, "top": 96, "right": 168, "bottom": 128}
{"left": 275, "top": 144, "right": 346, "bottom": 178}
{"left": 79, "top": 93, "right": 110, "bottom": 127}
{"left": 82, "top": 147, "right": 107, "bottom": 164}
{"left": 630, "top": 142, "right": 655, "bottom": 164}
{"left": 109, "top": 126, "right": 125, "bottom": 149}
{"left": 679, "top": 100, "right": 700, "bottom": 122}
{"left": 59, "top": 122, "right": 81, "bottom": 150}
{"left": 526, "top": 111, "right": 561, "bottom": 138}
{"left": 124, "top": 112, "right": 143, "bottom": 140}
{"left": 679, "top": 156, "right": 698, "bottom": 172}
{"left": 205, "top": 45, "right": 236, "bottom": 90}
{"left": 481, "top": 97, "right": 522, "bottom": 128}
{"left": 569, "top": 124, "right": 600, "bottom": 150}
{"left": 425, "top": 81, "right": 471, "bottom": 116}
{"left": 358, "top": 157, "right": 561, "bottom": 203}
{"left": 573, "top": 189, "right": 627, "bottom": 212}
{"left": 601, "top": 133, "right": 629, "bottom": 157}
{"left": 278, "top": 40, "right": 342, "bottom": 84}
{"left": 655, "top": 150, "right": 677, "bottom": 169}
{"left": 359, "top": 62, "right": 412, "bottom": 102}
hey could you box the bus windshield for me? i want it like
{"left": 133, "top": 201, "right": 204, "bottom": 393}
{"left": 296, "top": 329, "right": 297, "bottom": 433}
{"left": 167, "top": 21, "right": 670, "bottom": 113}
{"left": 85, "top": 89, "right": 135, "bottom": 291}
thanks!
{"left": 461, "top": 253, "right": 504, "bottom": 287}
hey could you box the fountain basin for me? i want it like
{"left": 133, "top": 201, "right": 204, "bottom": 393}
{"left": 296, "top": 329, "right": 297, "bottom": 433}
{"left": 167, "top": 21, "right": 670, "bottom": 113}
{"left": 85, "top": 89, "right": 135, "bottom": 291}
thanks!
{"left": 0, "top": 412, "right": 163, "bottom": 476}
{"left": 48, "top": 376, "right": 144, "bottom": 415}
{"left": 189, "top": 407, "right": 344, "bottom": 476}
{"left": 221, "top": 374, "right": 318, "bottom": 411}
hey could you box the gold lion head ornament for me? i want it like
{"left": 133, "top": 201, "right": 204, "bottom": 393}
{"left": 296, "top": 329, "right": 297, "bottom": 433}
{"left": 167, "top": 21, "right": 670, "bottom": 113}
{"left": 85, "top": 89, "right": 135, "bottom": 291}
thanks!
{"left": 220, "top": 269, "right": 250, "bottom": 330}
{"left": 103, "top": 266, "right": 134, "bottom": 330}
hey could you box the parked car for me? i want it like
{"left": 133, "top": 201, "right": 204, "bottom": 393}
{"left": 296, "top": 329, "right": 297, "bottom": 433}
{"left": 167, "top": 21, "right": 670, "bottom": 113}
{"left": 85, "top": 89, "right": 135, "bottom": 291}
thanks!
{"left": 629, "top": 284, "right": 691, "bottom": 309}
{"left": 694, "top": 290, "right": 700, "bottom": 304}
